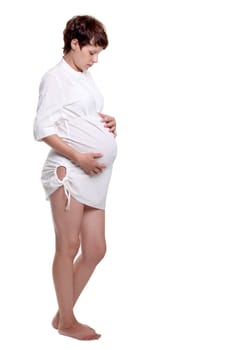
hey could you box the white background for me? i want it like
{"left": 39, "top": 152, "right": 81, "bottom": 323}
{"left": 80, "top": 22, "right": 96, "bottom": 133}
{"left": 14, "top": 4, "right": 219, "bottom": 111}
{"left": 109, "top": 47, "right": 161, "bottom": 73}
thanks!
{"left": 0, "top": 0, "right": 232, "bottom": 349}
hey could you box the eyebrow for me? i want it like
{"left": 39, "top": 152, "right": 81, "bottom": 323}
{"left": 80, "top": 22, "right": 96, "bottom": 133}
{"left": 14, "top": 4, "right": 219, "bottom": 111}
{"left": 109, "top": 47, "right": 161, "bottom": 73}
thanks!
{"left": 89, "top": 45, "right": 103, "bottom": 52}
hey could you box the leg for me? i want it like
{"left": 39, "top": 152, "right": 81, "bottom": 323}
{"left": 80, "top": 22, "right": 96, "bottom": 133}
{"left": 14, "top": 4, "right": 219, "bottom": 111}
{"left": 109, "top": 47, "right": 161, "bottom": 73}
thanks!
{"left": 52, "top": 205, "right": 106, "bottom": 331}
{"left": 73, "top": 206, "right": 106, "bottom": 302}
{"left": 50, "top": 166, "right": 100, "bottom": 340}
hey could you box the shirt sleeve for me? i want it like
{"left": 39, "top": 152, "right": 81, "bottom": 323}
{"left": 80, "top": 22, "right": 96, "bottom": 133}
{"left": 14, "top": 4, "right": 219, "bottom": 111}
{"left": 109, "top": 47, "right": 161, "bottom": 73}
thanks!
{"left": 33, "top": 73, "right": 64, "bottom": 141}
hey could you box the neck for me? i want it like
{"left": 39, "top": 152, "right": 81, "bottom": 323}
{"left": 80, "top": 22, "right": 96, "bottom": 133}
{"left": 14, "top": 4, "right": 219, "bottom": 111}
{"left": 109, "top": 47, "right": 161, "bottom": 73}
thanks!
{"left": 63, "top": 55, "right": 83, "bottom": 72}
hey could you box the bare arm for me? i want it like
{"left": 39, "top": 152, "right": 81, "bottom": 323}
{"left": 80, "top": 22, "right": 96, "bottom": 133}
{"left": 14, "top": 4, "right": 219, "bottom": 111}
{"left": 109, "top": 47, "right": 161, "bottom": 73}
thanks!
{"left": 42, "top": 134, "right": 106, "bottom": 175}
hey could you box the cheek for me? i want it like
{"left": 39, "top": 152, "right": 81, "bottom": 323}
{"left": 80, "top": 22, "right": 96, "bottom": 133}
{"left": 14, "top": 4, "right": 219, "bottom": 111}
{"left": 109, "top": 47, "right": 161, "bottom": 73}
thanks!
{"left": 82, "top": 53, "right": 89, "bottom": 62}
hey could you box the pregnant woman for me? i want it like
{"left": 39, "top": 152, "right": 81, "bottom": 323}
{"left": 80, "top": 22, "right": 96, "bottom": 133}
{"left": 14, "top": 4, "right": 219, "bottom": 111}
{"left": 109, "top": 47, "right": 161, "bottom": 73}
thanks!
{"left": 33, "top": 15, "right": 117, "bottom": 341}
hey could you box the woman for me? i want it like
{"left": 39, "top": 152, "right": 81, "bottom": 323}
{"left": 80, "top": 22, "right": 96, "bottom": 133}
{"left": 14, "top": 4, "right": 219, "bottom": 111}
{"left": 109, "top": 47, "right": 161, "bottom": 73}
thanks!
{"left": 34, "top": 15, "right": 117, "bottom": 341}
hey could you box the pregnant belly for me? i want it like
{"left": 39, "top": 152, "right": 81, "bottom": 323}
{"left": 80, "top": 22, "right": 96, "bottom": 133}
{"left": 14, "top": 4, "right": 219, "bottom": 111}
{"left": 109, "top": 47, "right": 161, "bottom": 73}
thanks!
{"left": 64, "top": 119, "right": 117, "bottom": 166}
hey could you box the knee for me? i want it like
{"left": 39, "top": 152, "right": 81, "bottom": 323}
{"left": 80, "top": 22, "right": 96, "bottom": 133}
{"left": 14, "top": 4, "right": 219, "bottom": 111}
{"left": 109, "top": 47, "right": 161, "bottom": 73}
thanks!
{"left": 83, "top": 243, "right": 106, "bottom": 267}
{"left": 55, "top": 235, "right": 80, "bottom": 260}
{"left": 95, "top": 244, "right": 107, "bottom": 264}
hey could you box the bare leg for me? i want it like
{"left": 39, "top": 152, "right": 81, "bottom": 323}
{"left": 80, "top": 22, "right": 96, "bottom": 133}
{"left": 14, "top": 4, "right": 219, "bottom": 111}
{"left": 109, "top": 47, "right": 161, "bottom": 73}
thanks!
{"left": 50, "top": 166, "right": 100, "bottom": 340}
{"left": 74, "top": 206, "right": 106, "bottom": 299}
{"left": 52, "top": 205, "right": 106, "bottom": 331}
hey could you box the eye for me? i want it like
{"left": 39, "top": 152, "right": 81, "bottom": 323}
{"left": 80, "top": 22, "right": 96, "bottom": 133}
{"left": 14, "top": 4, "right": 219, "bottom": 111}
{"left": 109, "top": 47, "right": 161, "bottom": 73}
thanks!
{"left": 89, "top": 51, "right": 95, "bottom": 56}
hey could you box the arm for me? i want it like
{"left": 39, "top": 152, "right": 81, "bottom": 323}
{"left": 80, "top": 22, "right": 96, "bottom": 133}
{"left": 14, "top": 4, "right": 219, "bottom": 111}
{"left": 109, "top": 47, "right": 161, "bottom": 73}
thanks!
{"left": 42, "top": 134, "right": 106, "bottom": 175}
{"left": 34, "top": 74, "right": 105, "bottom": 175}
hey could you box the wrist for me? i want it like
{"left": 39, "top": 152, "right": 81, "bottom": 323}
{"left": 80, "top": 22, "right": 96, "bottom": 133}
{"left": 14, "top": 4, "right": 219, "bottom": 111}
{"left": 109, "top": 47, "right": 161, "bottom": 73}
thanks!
{"left": 70, "top": 149, "right": 81, "bottom": 164}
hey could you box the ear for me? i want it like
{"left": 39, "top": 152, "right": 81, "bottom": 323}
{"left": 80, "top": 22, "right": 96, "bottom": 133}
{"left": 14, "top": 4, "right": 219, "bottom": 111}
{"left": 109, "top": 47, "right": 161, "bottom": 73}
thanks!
{"left": 71, "top": 38, "right": 80, "bottom": 51}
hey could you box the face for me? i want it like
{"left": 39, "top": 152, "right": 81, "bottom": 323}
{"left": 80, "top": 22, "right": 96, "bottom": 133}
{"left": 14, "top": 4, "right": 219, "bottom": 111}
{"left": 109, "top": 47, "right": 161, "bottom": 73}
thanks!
{"left": 66, "top": 39, "right": 103, "bottom": 72}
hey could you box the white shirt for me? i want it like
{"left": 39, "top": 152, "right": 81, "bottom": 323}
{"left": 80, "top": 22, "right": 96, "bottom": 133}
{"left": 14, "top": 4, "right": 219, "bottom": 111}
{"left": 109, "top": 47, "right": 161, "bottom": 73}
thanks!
{"left": 34, "top": 58, "right": 117, "bottom": 209}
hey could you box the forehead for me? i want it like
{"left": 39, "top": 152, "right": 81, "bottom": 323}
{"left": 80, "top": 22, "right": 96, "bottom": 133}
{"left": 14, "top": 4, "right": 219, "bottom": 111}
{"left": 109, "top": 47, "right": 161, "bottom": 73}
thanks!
{"left": 84, "top": 43, "right": 103, "bottom": 53}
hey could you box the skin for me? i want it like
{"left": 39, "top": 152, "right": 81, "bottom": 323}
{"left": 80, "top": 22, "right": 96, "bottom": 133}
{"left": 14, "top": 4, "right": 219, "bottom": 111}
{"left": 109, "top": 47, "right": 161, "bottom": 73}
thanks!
{"left": 41, "top": 39, "right": 117, "bottom": 340}
{"left": 64, "top": 39, "right": 103, "bottom": 72}
{"left": 50, "top": 181, "right": 105, "bottom": 340}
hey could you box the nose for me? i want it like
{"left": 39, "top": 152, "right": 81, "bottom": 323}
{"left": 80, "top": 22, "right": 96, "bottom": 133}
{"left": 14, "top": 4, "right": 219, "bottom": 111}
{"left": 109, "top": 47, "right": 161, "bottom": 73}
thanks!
{"left": 92, "top": 53, "right": 98, "bottom": 63}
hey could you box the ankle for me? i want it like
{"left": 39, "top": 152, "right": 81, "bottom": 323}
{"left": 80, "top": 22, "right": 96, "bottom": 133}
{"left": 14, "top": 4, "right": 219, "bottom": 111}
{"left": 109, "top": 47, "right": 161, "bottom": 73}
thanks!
{"left": 58, "top": 314, "right": 77, "bottom": 329}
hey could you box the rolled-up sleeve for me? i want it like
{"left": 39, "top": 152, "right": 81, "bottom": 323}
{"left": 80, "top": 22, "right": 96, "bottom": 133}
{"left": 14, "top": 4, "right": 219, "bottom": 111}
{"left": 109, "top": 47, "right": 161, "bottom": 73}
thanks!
{"left": 34, "top": 73, "right": 64, "bottom": 141}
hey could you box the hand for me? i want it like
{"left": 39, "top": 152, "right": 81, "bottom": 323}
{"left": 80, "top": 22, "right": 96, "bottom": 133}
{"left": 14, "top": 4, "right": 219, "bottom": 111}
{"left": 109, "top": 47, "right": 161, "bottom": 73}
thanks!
{"left": 76, "top": 152, "right": 106, "bottom": 175}
{"left": 99, "top": 113, "right": 117, "bottom": 137}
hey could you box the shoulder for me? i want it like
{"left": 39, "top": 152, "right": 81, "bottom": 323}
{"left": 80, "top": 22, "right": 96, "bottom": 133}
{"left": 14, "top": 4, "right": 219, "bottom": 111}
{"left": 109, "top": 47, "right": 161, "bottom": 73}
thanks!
{"left": 39, "top": 61, "right": 64, "bottom": 91}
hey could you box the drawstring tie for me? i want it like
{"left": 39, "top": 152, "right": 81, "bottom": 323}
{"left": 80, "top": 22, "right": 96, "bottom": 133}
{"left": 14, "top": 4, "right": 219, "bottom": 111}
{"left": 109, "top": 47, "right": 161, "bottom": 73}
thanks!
{"left": 58, "top": 176, "right": 71, "bottom": 210}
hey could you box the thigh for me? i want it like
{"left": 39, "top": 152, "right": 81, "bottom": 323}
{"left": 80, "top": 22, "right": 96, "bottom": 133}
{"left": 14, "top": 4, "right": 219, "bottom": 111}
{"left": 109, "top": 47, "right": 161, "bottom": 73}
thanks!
{"left": 50, "top": 185, "right": 84, "bottom": 250}
{"left": 80, "top": 207, "right": 106, "bottom": 256}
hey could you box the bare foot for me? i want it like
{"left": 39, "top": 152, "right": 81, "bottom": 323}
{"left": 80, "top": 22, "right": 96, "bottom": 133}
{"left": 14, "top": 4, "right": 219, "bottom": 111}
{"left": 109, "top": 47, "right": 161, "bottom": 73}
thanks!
{"left": 52, "top": 312, "right": 59, "bottom": 329}
{"left": 52, "top": 314, "right": 100, "bottom": 340}
{"left": 52, "top": 313, "right": 96, "bottom": 333}
{"left": 58, "top": 322, "right": 101, "bottom": 341}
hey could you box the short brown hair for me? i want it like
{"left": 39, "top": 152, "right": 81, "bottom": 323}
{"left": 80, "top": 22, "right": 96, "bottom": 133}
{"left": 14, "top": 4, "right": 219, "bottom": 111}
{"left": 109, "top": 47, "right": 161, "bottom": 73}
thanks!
{"left": 63, "top": 15, "right": 108, "bottom": 54}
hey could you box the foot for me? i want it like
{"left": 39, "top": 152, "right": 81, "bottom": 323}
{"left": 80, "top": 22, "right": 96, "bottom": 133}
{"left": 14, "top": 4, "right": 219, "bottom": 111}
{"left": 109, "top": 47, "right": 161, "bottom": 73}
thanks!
{"left": 58, "top": 322, "right": 101, "bottom": 341}
{"left": 52, "top": 312, "right": 59, "bottom": 329}
{"left": 52, "top": 313, "right": 96, "bottom": 332}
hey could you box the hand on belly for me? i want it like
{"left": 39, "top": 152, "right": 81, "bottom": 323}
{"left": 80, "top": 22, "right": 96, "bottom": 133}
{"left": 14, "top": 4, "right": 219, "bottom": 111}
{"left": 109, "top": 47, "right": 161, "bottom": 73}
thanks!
{"left": 76, "top": 152, "right": 106, "bottom": 175}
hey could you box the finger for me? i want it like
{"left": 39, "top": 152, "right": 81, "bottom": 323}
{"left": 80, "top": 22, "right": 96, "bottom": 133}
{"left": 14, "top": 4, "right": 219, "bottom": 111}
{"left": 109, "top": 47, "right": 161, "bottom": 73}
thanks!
{"left": 90, "top": 168, "right": 103, "bottom": 176}
{"left": 104, "top": 123, "right": 116, "bottom": 131}
{"left": 92, "top": 152, "right": 103, "bottom": 159}
{"left": 96, "top": 163, "right": 106, "bottom": 169}
{"left": 104, "top": 120, "right": 115, "bottom": 126}
{"left": 100, "top": 114, "right": 114, "bottom": 123}
{"left": 99, "top": 113, "right": 107, "bottom": 120}
{"left": 102, "top": 117, "right": 111, "bottom": 124}
{"left": 93, "top": 167, "right": 103, "bottom": 174}
{"left": 106, "top": 126, "right": 116, "bottom": 133}
{"left": 84, "top": 169, "right": 93, "bottom": 175}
